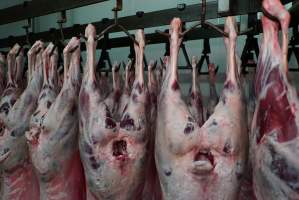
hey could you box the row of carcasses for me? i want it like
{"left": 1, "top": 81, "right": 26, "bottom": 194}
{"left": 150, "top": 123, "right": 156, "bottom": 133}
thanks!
{"left": 0, "top": 4, "right": 296, "bottom": 199}
{"left": 0, "top": 17, "right": 250, "bottom": 200}
{"left": 0, "top": 26, "right": 221, "bottom": 200}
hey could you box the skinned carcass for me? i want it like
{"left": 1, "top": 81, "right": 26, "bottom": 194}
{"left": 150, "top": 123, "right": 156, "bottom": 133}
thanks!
{"left": 155, "top": 17, "right": 248, "bottom": 200}
{"left": 79, "top": 25, "right": 149, "bottom": 200}
{"left": 0, "top": 41, "right": 44, "bottom": 200}
{"left": 251, "top": 0, "right": 299, "bottom": 199}
{"left": 27, "top": 38, "right": 86, "bottom": 200}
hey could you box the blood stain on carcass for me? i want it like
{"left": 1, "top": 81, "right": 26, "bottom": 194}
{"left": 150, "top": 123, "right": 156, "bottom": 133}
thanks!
{"left": 191, "top": 92, "right": 196, "bottom": 99}
{"left": 256, "top": 68, "right": 297, "bottom": 144}
{"left": 171, "top": 80, "right": 179, "bottom": 91}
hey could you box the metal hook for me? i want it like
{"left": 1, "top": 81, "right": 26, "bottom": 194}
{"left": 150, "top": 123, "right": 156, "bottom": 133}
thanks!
{"left": 57, "top": 10, "right": 67, "bottom": 43}
{"left": 238, "top": 27, "right": 254, "bottom": 36}
{"left": 181, "top": 43, "right": 192, "bottom": 68}
{"left": 118, "top": 24, "right": 138, "bottom": 46}
{"left": 152, "top": 60, "right": 158, "bottom": 70}
{"left": 22, "top": 18, "right": 31, "bottom": 46}
{"left": 96, "top": 0, "right": 139, "bottom": 46}
{"left": 158, "top": 0, "right": 229, "bottom": 39}
{"left": 97, "top": 32, "right": 112, "bottom": 70}
{"left": 180, "top": 22, "right": 201, "bottom": 37}
{"left": 159, "top": 58, "right": 164, "bottom": 66}
{"left": 215, "top": 66, "right": 219, "bottom": 74}
{"left": 204, "top": 21, "right": 229, "bottom": 37}
{"left": 183, "top": 0, "right": 229, "bottom": 38}
{"left": 156, "top": 30, "right": 170, "bottom": 38}
{"left": 122, "top": 61, "right": 126, "bottom": 70}
{"left": 200, "top": 0, "right": 206, "bottom": 24}
{"left": 113, "top": 0, "right": 122, "bottom": 11}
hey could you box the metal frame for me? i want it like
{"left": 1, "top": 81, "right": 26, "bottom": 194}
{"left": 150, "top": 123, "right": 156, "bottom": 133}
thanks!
{"left": 0, "top": 0, "right": 297, "bottom": 50}
{"left": 0, "top": 0, "right": 109, "bottom": 25}
{"left": 0, "top": 1, "right": 218, "bottom": 48}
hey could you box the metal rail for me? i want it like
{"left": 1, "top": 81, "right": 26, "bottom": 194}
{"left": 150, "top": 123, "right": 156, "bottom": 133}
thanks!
{"left": 0, "top": 0, "right": 297, "bottom": 49}
{"left": 0, "top": 0, "right": 109, "bottom": 25}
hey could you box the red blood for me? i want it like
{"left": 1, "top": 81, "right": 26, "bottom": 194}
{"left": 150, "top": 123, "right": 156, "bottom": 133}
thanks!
{"left": 171, "top": 80, "right": 180, "bottom": 91}
{"left": 2, "top": 161, "right": 40, "bottom": 200}
{"left": 256, "top": 68, "right": 297, "bottom": 143}
{"left": 47, "top": 152, "right": 86, "bottom": 200}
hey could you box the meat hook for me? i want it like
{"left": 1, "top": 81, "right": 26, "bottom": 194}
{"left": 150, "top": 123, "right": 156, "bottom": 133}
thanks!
{"left": 57, "top": 10, "right": 67, "bottom": 43}
{"left": 96, "top": 0, "right": 139, "bottom": 46}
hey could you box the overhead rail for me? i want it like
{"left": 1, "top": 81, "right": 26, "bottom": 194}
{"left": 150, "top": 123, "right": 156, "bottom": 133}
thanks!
{"left": 0, "top": 0, "right": 109, "bottom": 25}
{"left": 0, "top": 0, "right": 297, "bottom": 50}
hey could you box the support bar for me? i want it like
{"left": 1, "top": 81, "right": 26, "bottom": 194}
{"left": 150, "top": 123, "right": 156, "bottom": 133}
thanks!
{"left": 0, "top": 0, "right": 109, "bottom": 25}
{"left": 0, "top": 1, "right": 225, "bottom": 48}
{"left": 0, "top": 0, "right": 296, "bottom": 49}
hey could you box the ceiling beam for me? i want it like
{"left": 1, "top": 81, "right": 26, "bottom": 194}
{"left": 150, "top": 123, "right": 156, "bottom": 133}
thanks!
{"left": 0, "top": 0, "right": 109, "bottom": 25}
{"left": 0, "top": 0, "right": 297, "bottom": 49}
{"left": 0, "top": 1, "right": 234, "bottom": 48}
